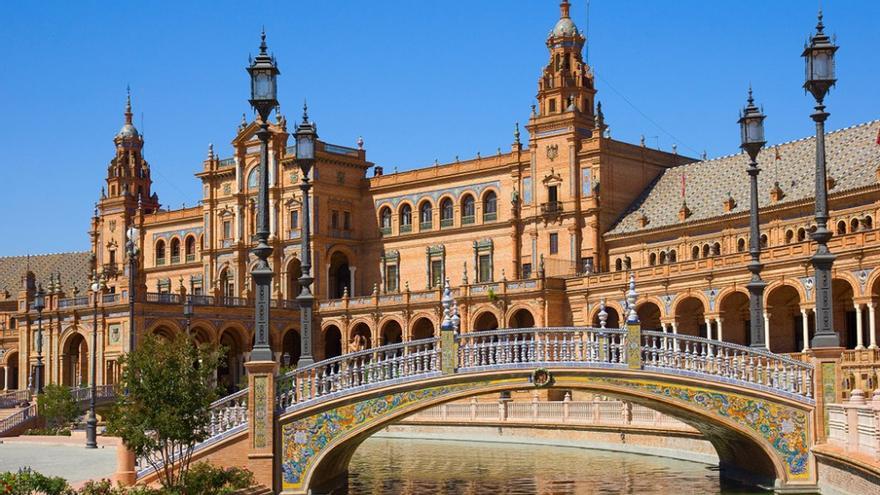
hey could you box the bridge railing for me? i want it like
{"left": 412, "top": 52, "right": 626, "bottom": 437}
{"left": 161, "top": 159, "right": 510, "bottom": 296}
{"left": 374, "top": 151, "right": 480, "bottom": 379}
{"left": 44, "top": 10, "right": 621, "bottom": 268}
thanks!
{"left": 457, "top": 327, "right": 627, "bottom": 369}
{"left": 276, "top": 337, "right": 440, "bottom": 410}
{"left": 0, "top": 403, "right": 37, "bottom": 436}
{"left": 641, "top": 331, "right": 814, "bottom": 399}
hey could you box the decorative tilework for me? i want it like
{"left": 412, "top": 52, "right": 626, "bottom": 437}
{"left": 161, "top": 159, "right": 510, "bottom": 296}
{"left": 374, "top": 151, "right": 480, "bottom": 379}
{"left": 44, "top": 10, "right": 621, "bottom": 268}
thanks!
{"left": 253, "top": 376, "right": 268, "bottom": 449}
{"left": 373, "top": 181, "right": 500, "bottom": 209}
{"left": 151, "top": 226, "right": 205, "bottom": 242}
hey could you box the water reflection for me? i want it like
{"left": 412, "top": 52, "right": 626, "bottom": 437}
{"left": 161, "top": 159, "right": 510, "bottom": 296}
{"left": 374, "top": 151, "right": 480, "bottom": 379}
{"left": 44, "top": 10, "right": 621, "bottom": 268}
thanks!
{"left": 348, "top": 437, "right": 767, "bottom": 495}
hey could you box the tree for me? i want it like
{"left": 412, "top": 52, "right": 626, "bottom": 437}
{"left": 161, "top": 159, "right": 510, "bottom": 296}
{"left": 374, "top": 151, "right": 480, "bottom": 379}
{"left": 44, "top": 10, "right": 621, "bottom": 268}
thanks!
{"left": 106, "top": 334, "right": 222, "bottom": 490}
{"left": 36, "top": 384, "right": 79, "bottom": 433}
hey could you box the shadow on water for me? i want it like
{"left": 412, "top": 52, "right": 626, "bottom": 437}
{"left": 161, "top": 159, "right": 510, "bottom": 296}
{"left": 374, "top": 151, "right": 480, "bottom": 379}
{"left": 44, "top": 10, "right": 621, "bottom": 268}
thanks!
{"left": 338, "top": 437, "right": 777, "bottom": 495}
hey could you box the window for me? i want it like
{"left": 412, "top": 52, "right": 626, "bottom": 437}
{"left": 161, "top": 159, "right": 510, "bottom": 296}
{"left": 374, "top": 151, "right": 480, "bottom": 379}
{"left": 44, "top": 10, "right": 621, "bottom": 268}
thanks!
{"left": 760, "top": 234, "right": 768, "bottom": 248}
{"left": 582, "top": 168, "right": 592, "bottom": 197}
{"left": 522, "top": 178, "right": 532, "bottom": 205}
{"left": 737, "top": 238, "right": 746, "bottom": 252}
{"left": 667, "top": 251, "right": 675, "bottom": 263}
{"left": 702, "top": 244, "right": 710, "bottom": 258}
{"left": 548, "top": 185, "right": 558, "bottom": 203}
{"left": 615, "top": 258, "right": 623, "bottom": 271}
{"left": 649, "top": 253, "right": 657, "bottom": 266}
{"left": 108, "top": 249, "right": 116, "bottom": 266}
{"left": 419, "top": 201, "right": 432, "bottom": 230}
{"left": 478, "top": 254, "right": 492, "bottom": 283}
{"left": 185, "top": 236, "right": 196, "bottom": 262}
{"left": 344, "top": 211, "right": 351, "bottom": 231}
{"left": 851, "top": 218, "right": 860, "bottom": 232}
{"left": 692, "top": 245, "right": 700, "bottom": 259}
{"left": 400, "top": 204, "right": 412, "bottom": 232}
{"left": 290, "top": 210, "right": 299, "bottom": 230}
{"left": 785, "top": 230, "right": 794, "bottom": 244}
{"left": 223, "top": 220, "right": 232, "bottom": 239}
{"left": 379, "top": 207, "right": 392, "bottom": 234}
{"left": 170, "top": 238, "right": 181, "bottom": 264}
{"left": 865, "top": 216, "right": 874, "bottom": 230}
{"left": 440, "top": 198, "right": 454, "bottom": 228}
{"left": 659, "top": 251, "right": 667, "bottom": 264}
{"left": 797, "top": 228, "right": 806, "bottom": 242}
{"left": 549, "top": 99, "right": 557, "bottom": 113}
{"left": 331, "top": 210, "right": 339, "bottom": 230}
{"left": 385, "top": 264, "right": 399, "bottom": 292}
{"left": 155, "top": 240, "right": 166, "bottom": 265}
{"left": 157, "top": 279, "right": 171, "bottom": 294}
{"left": 549, "top": 233, "right": 559, "bottom": 255}
{"left": 247, "top": 167, "right": 259, "bottom": 189}
{"left": 430, "top": 260, "right": 444, "bottom": 288}
{"left": 483, "top": 191, "right": 497, "bottom": 222}
{"left": 461, "top": 195, "right": 475, "bottom": 224}
{"left": 837, "top": 220, "right": 847, "bottom": 235}
{"left": 522, "top": 263, "right": 532, "bottom": 279}
{"left": 712, "top": 243, "right": 721, "bottom": 256}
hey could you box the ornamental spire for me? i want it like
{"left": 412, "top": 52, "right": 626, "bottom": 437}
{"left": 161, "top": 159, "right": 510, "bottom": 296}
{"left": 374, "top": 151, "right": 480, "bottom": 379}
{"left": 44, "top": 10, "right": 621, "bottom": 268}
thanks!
{"left": 560, "top": 0, "right": 571, "bottom": 19}
{"left": 124, "top": 86, "right": 133, "bottom": 125}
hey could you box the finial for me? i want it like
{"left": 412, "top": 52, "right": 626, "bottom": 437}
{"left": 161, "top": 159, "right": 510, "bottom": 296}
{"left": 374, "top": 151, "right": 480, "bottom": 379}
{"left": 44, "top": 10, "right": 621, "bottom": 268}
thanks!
{"left": 101, "top": 186, "right": 106, "bottom": 199}
{"left": 239, "top": 113, "right": 247, "bottom": 131}
{"left": 626, "top": 273, "right": 639, "bottom": 324}
{"left": 124, "top": 86, "right": 133, "bottom": 125}
{"left": 640, "top": 135, "right": 646, "bottom": 147}
{"left": 207, "top": 143, "right": 214, "bottom": 160}
{"left": 816, "top": 8, "right": 824, "bottom": 33}
{"left": 275, "top": 104, "right": 283, "bottom": 125}
{"left": 497, "top": 147, "right": 501, "bottom": 156}
{"left": 672, "top": 144, "right": 678, "bottom": 155}
{"left": 259, "top": 27, "right": 268, "bottom": 55}
{"left": 501, "top": 268, "right": 507, "bottom": 282}
{"left": 434, "top": 158, "right": 439, "bottom": 167}
{"left": 514, "top": 122, "right": 521, "bottom": 143}
{"left": 372, "top": 282, "right": 378, "bottom": 296}
{"left": 342, "top": 285, "right": 349, "bottom": 298}
{"left": 560, "top": 0, "right": 571, "bottom": 19}
{"left": 357, "top": 136, "right": 364, "bottom": 150}
{"left": 598, "top": 299, "right": 608, "bottom": 329}
{"left": 451, "top": 301, "right": 461, "bottom": 333}
{"left": 302, "top": 99, "right": 309, "bottom": 123}
{"left": 530, "top": 104, "right": 537, "bottom": 117}
{"left": 702, "top": 150, "right": 707, "bottom": 160}
{"left": 476, "top": 151, "right": 481, "bottom": 159}
{"left": 404, "top": 280, "right": 410, "bottom": 292}
{"left": 455, "top": 155, "right": 460, "bottom": 162}
{"left": 594, "top": 101, "right": 605, "bottom": 130}
{"left": 442, "top": 278, "right": 453, "bottom": 310}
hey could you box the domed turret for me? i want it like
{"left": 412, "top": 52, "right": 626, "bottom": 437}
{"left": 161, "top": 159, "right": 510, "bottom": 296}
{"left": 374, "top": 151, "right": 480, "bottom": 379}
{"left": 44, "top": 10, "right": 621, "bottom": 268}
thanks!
{"left": 116, "top": 90, "right": 140, "bottom": 140}
{"left": 550, "top": 1, "right": 580, "bottom": 38}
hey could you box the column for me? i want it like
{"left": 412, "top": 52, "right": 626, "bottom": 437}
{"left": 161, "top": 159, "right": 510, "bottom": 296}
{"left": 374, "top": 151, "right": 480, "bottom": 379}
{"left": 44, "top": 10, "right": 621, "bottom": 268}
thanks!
{"left": 763, "top": 312, "right": 771, "bottom": 350}
{"left": 801, "top": 309, "right": 811, "bottom": 352}
{"left": 660, "top": 323, "right": 668, "bottom": 351}
{"left": 671, "top": 321, "right": 679, "bottom": 351}
{"left": 854, "top": 303, "right": 865, "bottom": 350}
{"left": 269, "top": 201, "right": 277, "bottom": 239}
{"left": 3, "top": 365, "right": 8, "bottom": 391}
{"left": 716, "top": 318, "right": 724, "bottom": 342}
{"left": 869, "top": 302, "right": 877, "bottom": 350}
{"left": 704, "top": 318, "right": 713, "bottom": 340}
{"left": 349, "top": 266, "right": 357, "bottom": 297}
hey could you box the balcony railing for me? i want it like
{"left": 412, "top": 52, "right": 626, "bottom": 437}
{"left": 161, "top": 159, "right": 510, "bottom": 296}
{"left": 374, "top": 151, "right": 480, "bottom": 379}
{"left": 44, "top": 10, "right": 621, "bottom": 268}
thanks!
{"left": 461, "top": 215, "right": 475, "bottom": 225}
{"left": 419, "top": 221, "right": 432, "bottom": 231}
{"left": 156, "top": 258, "right": 166, "bottom": 266}
{"left": 170, "top": 255, "right": 180, "bottom": 264}
{"left": 330, "top": 229, "right": 352, "bottom": 239}
{"left": 221, "top": 239, "right": 233, "bottom": 248}
{"left": 400, "top": 224, "right": 412, "bottom": 233}
{"left": 185, "top": 254, "right": 196, "bottom": 263}
{"left": 288, "top": 230, "right": 301, "bottom": 240}
{"left": 58, "top": 296, "right": 89, "bottom": 309}
{"left": 102, "top": 293, "right": 120, "bottom": 304}
{"left": 380, "top": 226, "right": 391, "bottom": 235}
{"left": 218, "top": 157, "right": 235, "bottom": 168}
{"left": 540, "top": 201, "right": 563, "bottom": 215}
{"left": 483, "top": 212, "right": 497, "bottom": 222}
{"left": 146, "top": 292, "right": 181, "bottom": 304}
{"left": 440, "top": 218, "right": 453, "bottom": 228}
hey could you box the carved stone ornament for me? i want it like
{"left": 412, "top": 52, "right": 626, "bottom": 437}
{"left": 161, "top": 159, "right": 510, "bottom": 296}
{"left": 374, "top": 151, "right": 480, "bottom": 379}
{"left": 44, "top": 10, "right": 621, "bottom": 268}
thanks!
{"left": 531, "top": 367, "right": 553, "bottom": 388}
{"left": 545, "top": 144, "right": 559, "bottom": 161}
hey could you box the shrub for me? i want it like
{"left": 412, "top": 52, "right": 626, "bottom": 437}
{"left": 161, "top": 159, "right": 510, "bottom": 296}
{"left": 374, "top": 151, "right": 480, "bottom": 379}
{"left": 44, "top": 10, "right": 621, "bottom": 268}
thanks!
{"left": 0, "top": 468, "right": 72, "bottom": 495}
{"left": 181, "top": 462, "right": 254, "bottom": 495}
{"left": 36, "top": 385, "right": 79, "bottom": 433}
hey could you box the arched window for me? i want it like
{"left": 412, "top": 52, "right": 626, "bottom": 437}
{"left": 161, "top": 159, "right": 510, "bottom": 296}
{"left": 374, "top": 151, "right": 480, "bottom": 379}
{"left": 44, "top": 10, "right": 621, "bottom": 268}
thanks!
{"left": 624, "top": 256, "right": 632, "bottom": 269}
{"left": 155, "top": 240, "right": 166, "bottom": 266}
{"left": 170, "top": 238, "right": 181, "bottom": 264}
{"left": 760, "top": 234, "right": 768, "bottom": 248}
{"left": 797, "top": 228, "right": 806, "bottom": 242}
{"left": 836, "top": 220, "right": 847, "bottom": 235}
{"left": 668, "top": 250, "right": 676, "bottom": 263}
{"left": 483, "top": 191, "right": 497, "bottom": 222}
{"left": 692, "top": 246, "right": 700, "bottom": 260}
{"left": 737, "top": 238, "right": 746, "bottom": 252}
{"left": 440, "top": 198, "right": 454, "bottom": 228}
{"left": 399, "top": 204, "right": 412, "bottom": 232}
{"left": 785, "top": 230, "right": 794, "bottom": 244}
{"left": 247, "top": 167, "right": 259, "bottom": 189}
{"left": 701, "top": 244, "right": 710, "bottom": 258}
{"left": 379, "top": 207, "right": 392, "bottom": 234}
{"left": 461, "top": 195, "right": 475, "bottom": 224}
{"left": 658, "top": 251, "right": 667, "bottom": 264}
{"left": 185, "top": 236, "right": 196, "bottom": 262}
{"left": 712, "top": 242, "right": 721, "bottom": 256}
{"left": 850, "top": 218, "right": 859, "bottom": 232}
{"left": 419, "top": 201, "right": 432, "bottom": 229}
{"left": 615, "top": 258, "right": 623, "bottom": 271}
{"left": 864, "top": 216, "right": 874, "bottom": 230}
{"left": 649, "top": 253, "right": 657, "bottom": 266}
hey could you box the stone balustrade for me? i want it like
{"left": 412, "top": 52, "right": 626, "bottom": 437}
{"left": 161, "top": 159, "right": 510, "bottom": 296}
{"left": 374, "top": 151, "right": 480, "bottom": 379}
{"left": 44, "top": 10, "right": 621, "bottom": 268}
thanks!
{"left": 827, "top": 389, "right": 880, "bottom": 461}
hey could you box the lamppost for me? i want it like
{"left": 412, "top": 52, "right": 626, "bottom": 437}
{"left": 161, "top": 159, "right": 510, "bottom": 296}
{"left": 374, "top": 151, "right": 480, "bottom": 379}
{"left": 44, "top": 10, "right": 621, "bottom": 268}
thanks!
{"left": 33, "top": 284, "right": 46, "bottom": 394}
{"left": 247, "top": 30, "right": 280, "bottom": 363}
{"left": 803, "top": 11, "right": 840, "bottom": 349}
{"left": 183, "top": 296, "right": 194, "bottom": 336}
{"left": 739, "top": 88, "right": 767, "bottom": 349}
{"left": 125, "top": 225, "right": 139, "bottom": 353}
{"left": 294, "top": 105, "right": 317, "bottom": 368}
{"left": 87, "top": 264, "right": 106, "bottom": 449}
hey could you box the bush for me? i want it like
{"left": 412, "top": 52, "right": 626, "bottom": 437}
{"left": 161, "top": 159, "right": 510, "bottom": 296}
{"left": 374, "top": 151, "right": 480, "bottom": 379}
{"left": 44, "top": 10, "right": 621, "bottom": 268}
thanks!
{"left": 36, "top": 385, "right": 79, "bottom": 433}
{"left": 0, "top": 468, "right": 72, "bottom": 495}
{"left": 23, "top": 428, "right": 71, "bottom": 437}
{"left": 181, "top": 462, "right": 254, "bottom": 495}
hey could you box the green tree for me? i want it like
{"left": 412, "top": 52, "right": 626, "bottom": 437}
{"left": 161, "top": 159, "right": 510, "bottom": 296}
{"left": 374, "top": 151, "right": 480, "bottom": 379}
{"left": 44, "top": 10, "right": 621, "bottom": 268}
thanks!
{"left": 36, "top": 384, "right": 79, "bottom": 433}
{"left": 106, "top": 334, "right": 222, "bottom": 490}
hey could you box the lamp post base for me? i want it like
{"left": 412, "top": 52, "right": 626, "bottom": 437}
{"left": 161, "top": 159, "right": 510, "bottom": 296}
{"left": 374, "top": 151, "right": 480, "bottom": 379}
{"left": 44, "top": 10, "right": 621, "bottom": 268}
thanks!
{"left": 86, "top": 416, "right": 98, "bottom": 449}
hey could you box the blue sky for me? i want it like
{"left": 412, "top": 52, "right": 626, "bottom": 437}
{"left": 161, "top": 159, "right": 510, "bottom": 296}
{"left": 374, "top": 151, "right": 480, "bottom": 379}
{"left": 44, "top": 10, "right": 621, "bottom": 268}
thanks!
{"left": 1, "top": 1, "right": 878, "bottom": 256}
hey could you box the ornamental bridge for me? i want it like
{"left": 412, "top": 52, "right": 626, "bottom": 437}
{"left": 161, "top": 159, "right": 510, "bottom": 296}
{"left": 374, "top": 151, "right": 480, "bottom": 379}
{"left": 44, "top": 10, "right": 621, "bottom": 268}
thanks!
{"left": 132, "top": 282, "right": 825, "bottom": 494}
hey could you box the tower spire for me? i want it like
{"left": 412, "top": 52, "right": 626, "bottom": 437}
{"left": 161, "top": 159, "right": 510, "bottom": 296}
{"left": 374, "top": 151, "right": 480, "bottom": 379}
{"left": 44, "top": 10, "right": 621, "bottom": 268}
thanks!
{"left": 124, "top": 85, "right": 133, "bottom": 125}
{"left": 560, "top": 0, "right": 571, "bottom": 18}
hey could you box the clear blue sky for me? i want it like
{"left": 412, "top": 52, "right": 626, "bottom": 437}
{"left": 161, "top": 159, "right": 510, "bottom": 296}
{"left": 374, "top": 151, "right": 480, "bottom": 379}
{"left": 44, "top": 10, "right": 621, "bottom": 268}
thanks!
{"left": 1, "top": 1, "right": 878, "bottom": 256}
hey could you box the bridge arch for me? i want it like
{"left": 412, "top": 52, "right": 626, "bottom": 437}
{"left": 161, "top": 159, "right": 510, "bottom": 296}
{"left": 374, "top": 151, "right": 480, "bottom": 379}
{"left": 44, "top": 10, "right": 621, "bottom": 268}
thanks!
{"left": 765, "top": 284, "right": 803, "bottom": 353}
{"left": 279, "top": 369, "right": 812, "bottom": 494}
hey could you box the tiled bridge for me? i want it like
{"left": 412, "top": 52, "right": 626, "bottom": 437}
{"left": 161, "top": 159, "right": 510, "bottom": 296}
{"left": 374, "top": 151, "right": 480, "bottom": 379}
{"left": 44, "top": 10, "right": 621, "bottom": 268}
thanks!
{"left": 135, "top": 283, "right": 822, "bottom": 494}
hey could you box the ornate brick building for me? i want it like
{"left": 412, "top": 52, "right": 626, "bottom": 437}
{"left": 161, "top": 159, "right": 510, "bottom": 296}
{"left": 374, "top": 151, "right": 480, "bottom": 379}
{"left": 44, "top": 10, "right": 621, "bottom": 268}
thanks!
{"left": 2, "top": 1, "right": 879, "bottom": 395}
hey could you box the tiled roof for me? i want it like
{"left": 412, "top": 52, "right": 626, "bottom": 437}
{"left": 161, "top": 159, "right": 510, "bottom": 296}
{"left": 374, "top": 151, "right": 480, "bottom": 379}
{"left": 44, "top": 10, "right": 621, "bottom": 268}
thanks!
{"left": 0, "top": 252, "right": 92, "bottom": 297}
{"left": 608, "top": 120, "right": 880, "bottom": 236}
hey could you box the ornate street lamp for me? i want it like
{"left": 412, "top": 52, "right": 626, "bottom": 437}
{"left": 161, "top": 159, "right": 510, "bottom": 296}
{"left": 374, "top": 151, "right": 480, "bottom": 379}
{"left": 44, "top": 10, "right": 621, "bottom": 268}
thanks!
{"left": 247, "top": 30, "right": 280, "bottom": 362}
{"left": 125, "top": 224, "right": 139, "bottom": 353}
{"left": 87, "top": 264, "right": 107, "bottom": 449}
{"left": 739, "top": 88, "right": 767, "bottom": 349}
{"left": 33, "top": 284, "right": 46, "bottom": 394}
{"left": 802, "top": 11, "right": 840, "bottom": 348}
{"left": 294, "top": 103, "right": 317, "bottom": 367}
{"left": 183, "top": 296, "right": 194, "bottom": 336}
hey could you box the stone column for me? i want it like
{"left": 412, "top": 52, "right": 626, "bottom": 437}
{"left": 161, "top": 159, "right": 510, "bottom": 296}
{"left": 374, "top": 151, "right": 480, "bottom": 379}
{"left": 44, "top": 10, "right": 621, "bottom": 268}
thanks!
{"left": 868, "top": 302, "right": 877, "bottom": 350}
{"left": 671, "top": 321, "right": 679, "bottom": 351}
{"left": 801, "top": 308, "right": 811, "bottom": 352}
{"left": 854, "top": 303, "right": 865, "bottom": 350}
{"left": 349, "top": 267, "right": 356, "bottom": 297}
{"left": 244, "top": 360, "right": 278, "bottom": 489}
{"left": 763, "top": 312, "right": 771, "bottom": 350}
{"left": 716, "top": 318, "right": 724, "bottom": 342}
{"left": 2, "top": 365, "right": 8, "bottom": 391}
{"left": 704, "top": 317, "right": 713, "bottom": 340}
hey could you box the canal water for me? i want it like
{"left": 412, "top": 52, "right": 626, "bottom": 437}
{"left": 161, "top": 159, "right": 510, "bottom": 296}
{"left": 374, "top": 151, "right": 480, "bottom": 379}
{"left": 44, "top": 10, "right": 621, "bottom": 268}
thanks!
{"left": 347, "top": 437, "right": 768, "bottom": 494}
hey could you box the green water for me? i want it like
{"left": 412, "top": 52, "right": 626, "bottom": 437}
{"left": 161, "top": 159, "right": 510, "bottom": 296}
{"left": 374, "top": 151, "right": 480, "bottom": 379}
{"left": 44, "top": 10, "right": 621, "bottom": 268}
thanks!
{"left": 347, "top": 437, "right": 768, "bottom": 494}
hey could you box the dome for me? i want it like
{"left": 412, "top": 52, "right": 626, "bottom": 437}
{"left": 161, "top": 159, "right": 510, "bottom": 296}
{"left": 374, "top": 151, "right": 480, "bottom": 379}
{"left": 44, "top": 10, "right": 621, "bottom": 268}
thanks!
{"left": 552, "top": 17, "right": 579, "bottom": 37}
{"left": 117, "top": 123, "right": 139, "bottom": 139}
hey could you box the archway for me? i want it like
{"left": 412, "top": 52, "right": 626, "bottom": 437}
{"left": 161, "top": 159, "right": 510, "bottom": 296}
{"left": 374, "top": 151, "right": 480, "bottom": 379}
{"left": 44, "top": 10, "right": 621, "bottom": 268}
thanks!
{"left": 323, "top": 326, "right": 342, "bottom": 360}
{"left": 287, "top": 258, "right": 302, "bottom": 300}
{"left": 766, "top": 285, "right": 802, "bottom": 353}
{"left": 328, "top": 251, "right": 351, "bottom": 299}
{"left": 411, "top": 318, "right": 435, "bottom": 340}
{"left": 719, "top": 291, "right": 750, "bottom": 346}
{"left": 592, "top": 306, "right": 620, "bottom": 329}
{"left": 282, "top": 329, "right": 302, "bottom": 368}
{"left": 152, "top": 325, "right": 177, "bottom": 342}
{"left": 636, "top": 302, "right": 661, "bottom": 330}
{"left": 62, "top": 333, "right": 88, "bottom": 387}
{"left": 5, "top": 351, "right": 19, "bottom": 390}
{"left": 380, "top": 320, "right": 403, "bottom": 346}
{"left": 833, "top": 279, "right": 857, "bottom": 349}
{"left": 473, "top": 311, "right": 499, "bottom": 331}
{"left": 674, "top": 297, "right": 706, "bottom": 338}
{"left": 218, "top": 328, "right": 247, "bottom": 394}
{"left": 219, "top": 268, "right": 234, "bottom": 299}
{"left": 507, "top": 308, "right": 535, "bottom": 328}
{"left": 190, "top": 326, "right": 213, "bottom": 348}
{"left": 349, "top": 323, "right": 372, "bottom": 352}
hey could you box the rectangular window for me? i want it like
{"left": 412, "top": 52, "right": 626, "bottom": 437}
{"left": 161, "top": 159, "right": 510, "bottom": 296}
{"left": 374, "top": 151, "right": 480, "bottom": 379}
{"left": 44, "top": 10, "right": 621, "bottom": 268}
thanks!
{"left": 582, "top": 168, "right": 592, "bottom": 197}
{"left": 385, "top": 264, "right": 398, "bottom": 292}
{"left": 290, "top": 210, "right": 299, "bottom": 230}
{"left": 523, "top": 178, "right": 532, "bottom": 205}
{"left": 549, "top": 233, "right": 559, "bottom": 255}
{"left": 549, "top": 99, "right": 557, "bottom": 113}
{"left": 522, "top": 263, "right": 532, "bottom": 279}
{"left": 478, "top": 254, "right": 492, "bottom": 283}
{"left": 548, "top": 185, "right": 558, "bottom": 203}
{"left": 430, "top": 260, "right": 444, "bottom": 288}
{"left": 331, "top": 210, "right": 339, "bottom": 230}
{"left": 222, "top": 220, "right": 232, "bottom": 239}
{"left": 108, "top": 250, "right": 116, "bottom": 266}
{"left": 343, "top": 211, "right": 351, "bottom": 230}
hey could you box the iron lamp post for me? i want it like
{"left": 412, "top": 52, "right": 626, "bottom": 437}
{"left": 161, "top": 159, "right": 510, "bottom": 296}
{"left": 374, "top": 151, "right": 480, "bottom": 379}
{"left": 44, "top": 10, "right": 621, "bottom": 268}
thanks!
{"left": 739, "top": 89, "right": 767, "bottom": 349}
{"left": 294, "top": 105, "right": 317, "bottom": 368}
{"left": 183, "top": 296, "right": 194, "bottom": 336}
{"left": 126, "top": 225, "right": 139, "bottom": 353}
{"left": 86, "top": 267, "right": 106, "bottom": 449}
{"left": 247, "top": 30, "right": 280, "bottom": 363}
{"left": 802, "top": 11, "right": 840, "bottom": 348}
{"left": 33, "top": 284, "right": 46, "bottom": 394}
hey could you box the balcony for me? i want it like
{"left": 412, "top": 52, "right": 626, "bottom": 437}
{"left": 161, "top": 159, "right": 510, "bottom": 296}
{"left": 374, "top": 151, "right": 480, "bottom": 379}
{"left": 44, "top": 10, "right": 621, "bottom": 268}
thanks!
{"left": 483, "top": 212, "right": 497, "bottom": 222}
{"left": 440, "top": 218, "right": 453, "bottom": 229}
{"left": 170, "top": 255, "right": 180, "bottom": 264}
{"left": 146, "top": 292, "right": 181, "bottom": 304}
{"left": 419, "top": 221, "right": 433, "bottom": 231}
{"left": 400, "top": 224, "right": 412, "bottom": 233}
{"left": 185, "top": 254, "right": 196, "bottom": 263}
{"left": 540, "top": 201, "right": 563, "bottom": 215}
{"left": 380, "top": 226, "right": 391, "bottom": 236}
{"left": 102, "top": 293, "right": 120, "bottom": 304}
{"left": 156, "top": 258, "right": 166, "bottom": 266}
{"left": 461, "top": 215, "right": 475, "bottom": 225}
